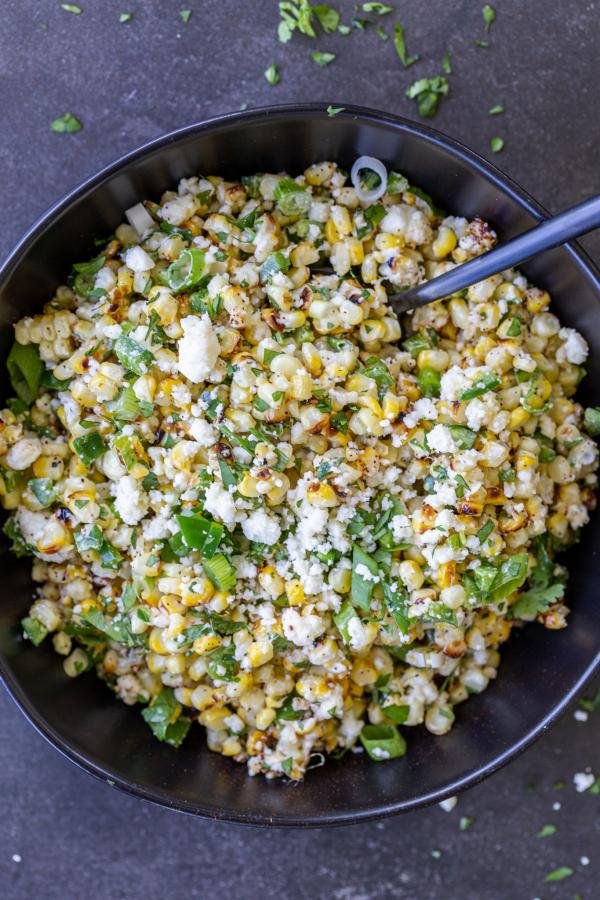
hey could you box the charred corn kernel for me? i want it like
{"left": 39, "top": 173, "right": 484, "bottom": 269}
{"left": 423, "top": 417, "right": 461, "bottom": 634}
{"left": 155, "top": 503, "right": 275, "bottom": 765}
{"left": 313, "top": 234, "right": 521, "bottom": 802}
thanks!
{"left": 548, "top": 511, "right": 569, "bottom": 540}
{"left": 306, "top": 482, "right": 338, "bottom": 507}
{"left": 398, "top": 560, "right": 425, "bottom": 591}
{"left": 193, "top": 633, "right": 222, "bottom": 655}
{"left": 439, "top": 562, "right": 458, "bottom": 588}
{"left": 509, "top": 407, "right": 530, "bottom": 429}
{"left": 498, "top": 511, "right": 527, "bottom": 533}
{"left": 285, "top": 579, "right": 305, "bottom": 607}
{"left": 247, "top": 640, "right": 274, "bottom": 668}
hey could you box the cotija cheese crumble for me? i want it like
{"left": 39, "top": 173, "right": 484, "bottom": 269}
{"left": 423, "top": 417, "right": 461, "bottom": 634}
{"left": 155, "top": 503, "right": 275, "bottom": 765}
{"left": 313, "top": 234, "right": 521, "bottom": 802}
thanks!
{"left": 2, "top": 160, "right": 598, "bottom": 779}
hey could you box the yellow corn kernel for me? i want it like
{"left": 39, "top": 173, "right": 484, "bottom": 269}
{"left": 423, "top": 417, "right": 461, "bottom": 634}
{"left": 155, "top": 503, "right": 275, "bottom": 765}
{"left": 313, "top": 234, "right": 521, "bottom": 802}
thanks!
{"left": 516, "top": 451, "right": 537, "bottom": 471}
{"left": 509, "top": 407, "right": 530, "bottom": 429}
{"left": 398, "top": 560, "right": 424, "bottom": 591}
{"left": 200, "top": 706, "right": 231, "bottom": 729}
{"left": 375, "top": 233, "right": 402, "bottom": 251}
{"left": 148, "top": 628, "right": 168, "bottom": 654}
{"left": 439, "top": 561, "right": 458, "bottom": 589}
{"left": 285, "top": 579, "right": 305, "bottom": 607}
{"left": 361, "top": 254, "right": 379, "bottom": 284}
{"left": 498, "top": 510, "right": 527, "bottom": 533}
{"left": 306, "top": 482, "right": 338, "bottom": 507}
{"left": 417, "top": 348, "right": 450, "bottom": 371}
{"left": 347, "top": 238, "right": 364, "bottom": 266}
{"left": 147, "top": 652, "right": 166, "bottom": 674}
{"left": 182, "top": 578, "right": 213, "bottom": 607}
{"left": 190, "top": 684, "right": 215, "bottom": 711}
{"left": 238, "top": 472, "right": 259, "bottom": 498}
{"left": 247, "top": 640, "right": 274, "bottom": 668}
{"left": 221, "top": 737, "right": 242, "bottom": 757}
{"left": 432, "top": 225, "right": 458, "bottom": 259}
{"left": 382, "top": 392, "right": 401, "bottom": 421}
{"left": 526, "top": 288, "right": 551, "bottom": 313}
{"left": 358, "top": 394, "right": 383, "bottom": 417}
{"left": 325, "top": 219, "right": 340, "bottom": 244}
{"left": 547, "top": 511, "right": 569, "bottom": 541}
{"left": 255, "top": 707, "right": 276, "bottom": 730}
{"left": 291, "top": 242, "right": 320, "bottom": 268}
{"left": 258, "top": 565, "right": 285, "bottom": 601}
{"left": 192, "top": 633, "right": 221, "bottom": 655}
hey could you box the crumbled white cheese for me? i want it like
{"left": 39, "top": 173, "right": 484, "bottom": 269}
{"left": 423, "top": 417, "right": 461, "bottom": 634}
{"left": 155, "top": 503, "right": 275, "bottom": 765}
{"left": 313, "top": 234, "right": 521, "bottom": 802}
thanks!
{"left": 6, "top": 437, "right": 42, "bottom": 471}
{"left": 440, "top": 366, "right": 470, "bottom": 401}
{"left": 204, "top": 482, "right": 237, "bottom": 525}
{"left": 427, "top": 425, "right": 458, "bottom": 454}
{"left": 242, "top": 509, "right": 281, "bottom": 545}
{"left": 573, "top": 771, "right": 595, "bottom": 792}
{"left": 574, "top": 709, "right": 588, "bottom": 722}
{"left": 438, "top": 796, "right": 457, "bottom": 812}
{"left": 404, "top": 398, "right": 438, "bottom": 429}
{"left": 188, "top": 418, "right": 217, "bottom": 447}
{"left": 114, "top": 475, "right": 148, "bottom": 526}
{"left": 282, "top": 608, "right": 325, "bottom": 647}
{"left": 124, "top": 246, "right": 155, "bottom": 273}
{"left": 178, "top": 315, "right": 220, "bottom": 384}
{"left": 465, "top": 398, "right": 487, "bottom": 432}
{"left": 559, "top": 327, "right": 588, "bottom": 364}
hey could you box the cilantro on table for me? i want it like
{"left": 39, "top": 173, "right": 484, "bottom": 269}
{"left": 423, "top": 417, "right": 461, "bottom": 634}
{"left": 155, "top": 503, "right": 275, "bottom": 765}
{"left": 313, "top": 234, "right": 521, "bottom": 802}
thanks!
{"left": 119, "top": 12, "right": 132, "bottom": 23}
{"left": 264, "top": 63, "right": 280, "bottom": 85}
{"left": 311, "top": 50, "right": 336, "bottom": 66}
{"left": 61, "top": 3, "right": 82, "bottom": 13}
{"left": 489, "top": 104, "right": 504, "bottom": 115}
{"left": 326, "top": 105, "right": 344, "bottom": 117}
{"left": 537, "top": 824, "right": 556, "bottom": 838}
{"left": 482, "top": 4, "right": 496, "bottom": 32}
{"left": 278, "top": 1, "right": 340, "bottom": 43}
{"left": 406, "top": 76, "right": 449, "bottom": 117}
{"left": 441, "top": 52, "right": 452, "bottom": 74}
{"left": 50, "top": 113, "right": 82, "bottom": 133}
{"left": 394, "top": 22, "right": 420, "bottom": 67}
{"left": 179, "top": 9, "right": 192, "bottom": 23}
{"left": 490, "top": 136, "right": 504, "bottom": 153}
{"left": 544, "top": 866, "right": 573, "bottom": 883}
{"left": 362, "top": 2, "right": 393, "bottom": 13}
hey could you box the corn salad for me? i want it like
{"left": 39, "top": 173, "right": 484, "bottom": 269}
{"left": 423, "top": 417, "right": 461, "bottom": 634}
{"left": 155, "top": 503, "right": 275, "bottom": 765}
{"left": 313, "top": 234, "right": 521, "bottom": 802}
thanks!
{"left": 2, "top": 160, "right": 598, "bottom": 779}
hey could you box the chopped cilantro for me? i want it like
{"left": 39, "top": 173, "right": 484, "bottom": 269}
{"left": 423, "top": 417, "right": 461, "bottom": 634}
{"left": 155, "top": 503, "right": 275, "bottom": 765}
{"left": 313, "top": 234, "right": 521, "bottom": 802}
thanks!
{"left": 406, "top": 76, "right": 449, "bottom": 117}
{"left": 264, "top": 63, "right": 280, "bottom": 85}
{"left": 311, "top": 50, "right": 336, "bottom": 66}
{"left": 490, "top": 136, "right": 504, "bottom": 153}
{"left": 489, "top": 104, "right": 505, "bottom": 115}
{"left": 393, "top": 22, "right": 420, "bottom": 67}
{"left": 50, "top": 112, "right": 82, "bottom": 133}
{"left": 326, "top": 105, "right": 344, "bottom": 117}
{"left": 482, "top": 4, "right": 496, "bottom": 32}
{"left": 179, "top": 9, "right": 192, "bottom": 23}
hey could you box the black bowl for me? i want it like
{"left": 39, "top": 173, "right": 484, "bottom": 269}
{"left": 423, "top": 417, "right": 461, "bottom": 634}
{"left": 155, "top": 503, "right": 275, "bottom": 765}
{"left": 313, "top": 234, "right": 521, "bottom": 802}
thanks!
{"left": 0, "top": 103, "right": 599, "bottom": 826}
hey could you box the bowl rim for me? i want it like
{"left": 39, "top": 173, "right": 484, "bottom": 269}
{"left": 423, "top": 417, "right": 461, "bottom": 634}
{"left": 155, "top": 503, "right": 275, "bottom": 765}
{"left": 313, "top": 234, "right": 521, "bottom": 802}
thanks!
{"left": 1, "top": 101, "right": 599, "bottom": 827}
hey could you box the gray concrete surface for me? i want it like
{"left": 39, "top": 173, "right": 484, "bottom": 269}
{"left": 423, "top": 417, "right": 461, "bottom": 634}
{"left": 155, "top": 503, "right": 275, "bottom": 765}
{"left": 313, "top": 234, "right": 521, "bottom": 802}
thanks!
{"left": 0, "top": 2, "right": 599, "bottom": 898}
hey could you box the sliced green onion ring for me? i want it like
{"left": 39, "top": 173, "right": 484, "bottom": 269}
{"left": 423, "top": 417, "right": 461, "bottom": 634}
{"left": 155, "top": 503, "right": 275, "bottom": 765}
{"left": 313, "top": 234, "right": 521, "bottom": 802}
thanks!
{"left": 350, "top": 155, "right": 388, "bottom": 203}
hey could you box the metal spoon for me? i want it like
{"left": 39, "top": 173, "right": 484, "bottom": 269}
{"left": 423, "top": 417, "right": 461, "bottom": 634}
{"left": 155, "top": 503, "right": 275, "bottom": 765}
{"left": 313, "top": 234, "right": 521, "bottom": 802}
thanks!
{"left": 315, "top": 194, "right": 600, "bottom": 314}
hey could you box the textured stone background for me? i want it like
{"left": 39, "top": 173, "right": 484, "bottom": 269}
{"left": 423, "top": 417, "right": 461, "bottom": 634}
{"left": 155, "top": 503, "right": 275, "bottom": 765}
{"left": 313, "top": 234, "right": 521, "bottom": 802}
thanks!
{"left": 0, "top": 2, "right": 599, "bottom": 898}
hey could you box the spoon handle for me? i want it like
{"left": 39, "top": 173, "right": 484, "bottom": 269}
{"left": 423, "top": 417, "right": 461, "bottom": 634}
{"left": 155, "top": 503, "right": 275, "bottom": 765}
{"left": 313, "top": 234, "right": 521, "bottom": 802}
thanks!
{"left": 390, "top": 194, "right": 600, "bottom": 313}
